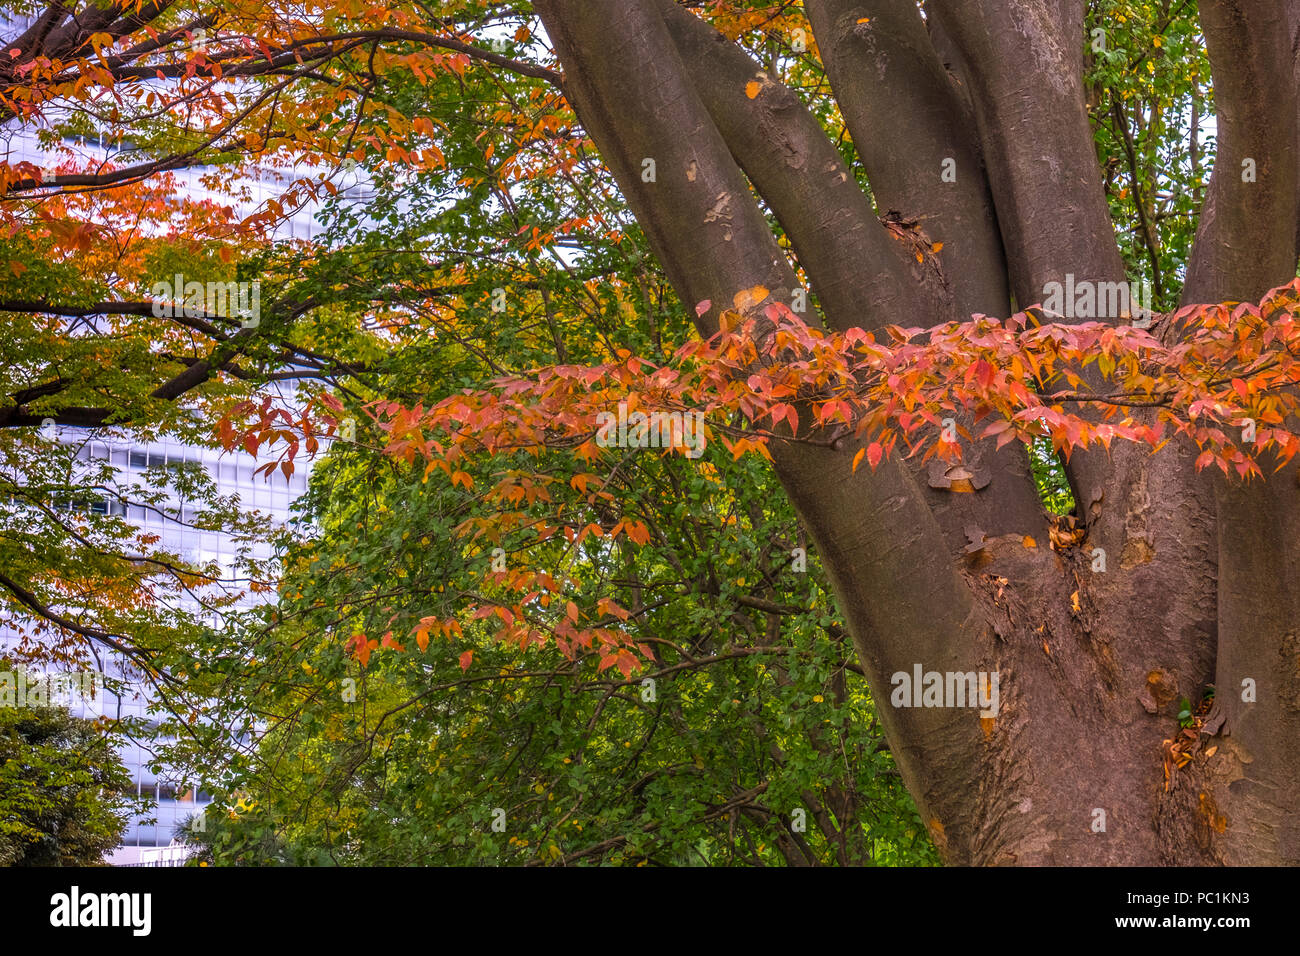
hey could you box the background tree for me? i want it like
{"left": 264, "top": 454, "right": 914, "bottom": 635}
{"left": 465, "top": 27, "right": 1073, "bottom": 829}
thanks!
{"left": 0, "top": 682, "right": 134, "bottom": 865}
{"left": 178, "top": 379, "right": 937, "bottom": 866}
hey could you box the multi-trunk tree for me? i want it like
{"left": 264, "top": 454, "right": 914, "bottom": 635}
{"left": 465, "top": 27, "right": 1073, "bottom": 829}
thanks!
{"left": 517, "top": 0, "right": 1300, "bottom": 865}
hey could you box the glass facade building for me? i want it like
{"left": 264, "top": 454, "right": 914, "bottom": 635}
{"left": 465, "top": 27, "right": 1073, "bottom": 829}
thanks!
{"left": 2, "top": 425, "right": 314, "bottom": 865}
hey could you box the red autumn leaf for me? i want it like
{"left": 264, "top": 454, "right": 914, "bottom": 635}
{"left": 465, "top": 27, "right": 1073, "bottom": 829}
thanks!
{"left": 346, "top": 633, "right": 375, "bottom": 668}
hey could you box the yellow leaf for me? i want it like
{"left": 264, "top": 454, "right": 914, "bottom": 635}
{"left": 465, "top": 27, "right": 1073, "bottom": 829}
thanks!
{"left": 1022, "top": 535, "right": 1037, "bottom": 548}
{"left": 745, "top": 80, "right": 761, "bottom": 99}
{"left": 1204, "top": 745, "right": 1218, "bottom": 758}
{"left": 852, "top": 447, "right": 866, "bottom": 473}
{"left": 1071, "top": 590, "right": 1081, "bottom": 613}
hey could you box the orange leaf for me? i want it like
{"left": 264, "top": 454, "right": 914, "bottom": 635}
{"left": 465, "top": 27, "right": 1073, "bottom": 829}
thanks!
{"left": 347, "top": 633, "right": 373, "bottom": 668}
{"left": 732, "top": 285, "right": 769, "bottom": 311}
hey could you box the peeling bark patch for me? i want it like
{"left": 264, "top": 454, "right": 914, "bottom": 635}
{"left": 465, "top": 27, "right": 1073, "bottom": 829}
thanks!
{"left": 1145, "top": 669, "right": 1179, "bottom": 710}
{"left": 703, "top": 191, "right": 732, "bottom": 223}
{"left": 1120, "top": 468, "right": 1155, "bottom": 568}
{"left": 928, "top": 818, "right": 948, "bottom": 853}
{"left": 1121, "top": 536, "right": 1155, "bottom": 568}
{"left": 1199, "top": 791, "right": 1228, "bottom": 833}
